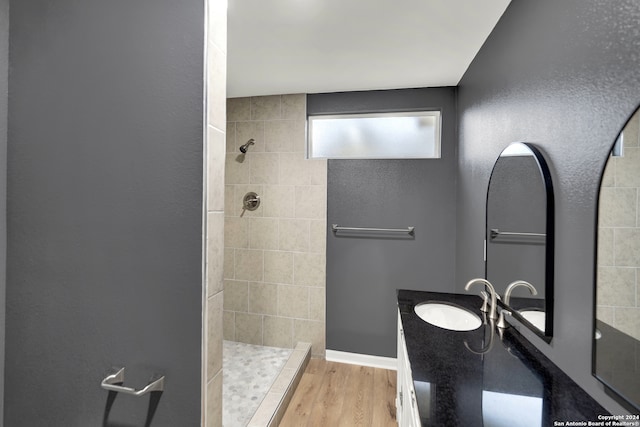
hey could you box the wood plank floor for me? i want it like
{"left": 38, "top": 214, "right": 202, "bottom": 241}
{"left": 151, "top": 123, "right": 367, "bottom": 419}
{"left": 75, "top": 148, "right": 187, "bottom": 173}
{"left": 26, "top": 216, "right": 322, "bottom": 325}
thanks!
{"left": 279, "top": 359, "right": 397, "bottom": 427}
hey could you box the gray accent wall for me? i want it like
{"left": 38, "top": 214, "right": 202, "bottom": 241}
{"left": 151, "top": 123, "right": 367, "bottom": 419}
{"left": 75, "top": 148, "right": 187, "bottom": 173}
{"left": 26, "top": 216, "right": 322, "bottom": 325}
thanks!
{"left": 0, "top": 0, "right": 7, "bottom": 423}
{"left": 456, "top": 0, "right": 640, "bottom": 414}
{"left": 6, "top": 1, "right": 204, "bottom": 425}
{"left": 312, "top": 88, "right": 457, "bottom": 357}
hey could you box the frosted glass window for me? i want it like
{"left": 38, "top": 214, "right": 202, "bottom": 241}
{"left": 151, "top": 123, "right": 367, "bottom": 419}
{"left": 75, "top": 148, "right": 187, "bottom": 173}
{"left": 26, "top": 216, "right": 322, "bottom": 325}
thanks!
{"left": 307, "top": 111, "right": 441, "bottom": 159}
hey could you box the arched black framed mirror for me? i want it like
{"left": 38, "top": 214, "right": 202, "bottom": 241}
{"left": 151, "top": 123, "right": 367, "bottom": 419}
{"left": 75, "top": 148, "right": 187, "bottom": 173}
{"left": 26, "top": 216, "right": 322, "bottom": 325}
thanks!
{"left": 593, "top": 107, "right": 640, "bottom": 412}
{"left": 486, "top": 142, "right": 555, "bottom": 341}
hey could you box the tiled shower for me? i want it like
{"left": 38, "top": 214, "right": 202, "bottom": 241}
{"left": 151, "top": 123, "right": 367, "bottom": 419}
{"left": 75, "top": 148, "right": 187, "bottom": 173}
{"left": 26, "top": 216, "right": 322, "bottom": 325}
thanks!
{"left": 597, "top": 108, "right": 640, "bottom": 341}
{"left": 223, "top": 94, "right": 327, "bottom": 358}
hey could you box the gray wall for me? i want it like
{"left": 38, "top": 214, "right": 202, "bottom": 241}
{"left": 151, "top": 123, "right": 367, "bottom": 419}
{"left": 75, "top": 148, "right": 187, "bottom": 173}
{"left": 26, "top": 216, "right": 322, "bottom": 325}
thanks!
{"left": 312, "top": 88, "right": 457, "bottom": 357}
{"left": 6, "top": 1, "right": 203, "bottom": 425}
{"left": 0, "top": 0, "right": 7, "bottom": 423}
{"left": 456, "top": 0, "right": 640, "bottom": 414}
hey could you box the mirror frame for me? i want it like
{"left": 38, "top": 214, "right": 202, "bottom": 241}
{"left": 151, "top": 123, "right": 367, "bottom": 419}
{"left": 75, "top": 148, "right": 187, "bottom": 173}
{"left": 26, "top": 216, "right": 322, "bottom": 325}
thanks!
{"left": 485, "top": 142, "right": 555, "bottom": 342}
{"left": 592, "top": 108, "right": 640, "bottom": 413}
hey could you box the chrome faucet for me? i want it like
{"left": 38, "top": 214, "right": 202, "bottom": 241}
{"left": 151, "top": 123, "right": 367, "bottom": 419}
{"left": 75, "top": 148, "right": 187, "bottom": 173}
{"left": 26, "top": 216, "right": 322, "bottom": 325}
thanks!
{"left": 465, "top": 278, "right": 498, "bottom": 320}
{"left": 497, "top": 280, "right": 538, "bottom": 329}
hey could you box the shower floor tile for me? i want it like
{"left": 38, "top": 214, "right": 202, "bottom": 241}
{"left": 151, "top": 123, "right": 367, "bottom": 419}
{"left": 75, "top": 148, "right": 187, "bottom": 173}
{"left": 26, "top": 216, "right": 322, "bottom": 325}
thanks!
{"left": 223, "top": 341, "right": 293, "bottom": 427}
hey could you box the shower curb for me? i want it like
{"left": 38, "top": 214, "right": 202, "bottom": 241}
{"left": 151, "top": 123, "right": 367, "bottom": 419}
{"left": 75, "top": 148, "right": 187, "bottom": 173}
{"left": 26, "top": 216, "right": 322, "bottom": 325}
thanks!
{"left": 247, "top": 341, "right": 311, "bottom": 427}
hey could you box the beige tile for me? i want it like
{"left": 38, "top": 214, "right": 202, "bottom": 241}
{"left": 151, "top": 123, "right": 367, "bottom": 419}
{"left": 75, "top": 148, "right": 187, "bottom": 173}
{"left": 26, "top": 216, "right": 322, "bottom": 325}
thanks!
{"left": 251, "top": 95, "right": 282, "bottom": 121}
{"left": 309, "top": 220, "right": 327, "bottom": 254}
{"left": 207, "top": 0, "right": 227, "bottom": 53}
{"left": 308, "top": 158, "right": 327, "bottom": 185}
{"left": 637, "top": 267, "right": 640, "bottom": 307}
{"left": 223, "top": 280, "right": 248, "bottom": 312}
{"left": 601, "top": 158, "right": 615, "bottom": 187}
{"left": 223, "top": 310, "right": 235, "bottom": 341}
{"left": 236, "top": 121, "right": 265, "bottom": 152}
{"left": 249, "top": 282, "right": 278, "bottom": 315}
{"left": 265, "top": 120, "right": 305, "bottom": 153}
{"left": 224, "top": 185, "right": 235, "bottom": 217}
{"left": 207, "top": 43, "right": 226, "bottom": 131}
{"left": 263, "top": 316, "right": 293, "bottom": 348}
{"left": 279, "top": 219, "right": 310, "bottom": 252}
{"left": 251, "top": 153, "right": 280, "bottom": 185}
{"left": 279, "top": 152, "right": 309, "bottom": 185}
{"left": 596, "top": 306, "right": 614, "bottom": 325}
{"left": 224, "top": 217, "right": 248, "bottom": 249}
{"left": 282, "top": 94, "right": 306, "bottom": 120}
{"left": 225, "top": 153, "right": 250, "bottom": 185}
{"left": 597, "top": 266, "right": 636, "bottom": 307}
{"left": 207, "top": 126, "right": 226, "bottom": 212}
{"left": 309, "top": 287, "right": 325, "bottom": 321}
{"left": 597, "top": 227, "right": 614, "bottom": 266}
{"left": 207, "top": 212, "right": 225, "bottom": 296}
{"left": 294, "top": 252, "right": 326, "bottom": 287}
{"left": 264, "top": 251, "right": 294, "bottom": 284}
{"left": 233, "top": 247, "right": 261, "bottom": 277}
{"left": 295, "top": 185, "right": 327, "bottom": 219}
{"left": 614, "top": 307, "right": 640, "bottom": 341}
{"left": 598, "top": 187, "right": 637, "bottom": 227}
{"left": 623, "top": 109, "right": 640, "bottom": 148}
{"left": 232, "top": 184, "right": 264, "bottom": 218}
{"left": 294, "top": 319, "right": 325, "bottom": 357}
{"left": 247, "top": 391, "right": 280, "bottom": 427}
{"left": 235, "top": 312, "right": 263, "bottom": 345}
{"left": 207, "top": 292, "right": 223, "bottom": 380}
{"left": 614, "top": 228, "right": 640, "bottom": 266}
{"left": 637, "top": 192, "right": 640, "bottom": 228}
{"left": 283, "top": 349, "right": 308, "bottom": 372}
{"left": 615, "top": 147, "right": 640, "bottom": 187}
{"left": 223, "top": 248, "right": 234, "bottom": 279}
{"left": 278, "top": 285, "right": 309, "bottom": 318}
{"left": 225, "top": 122, "right": 236, "bottom": 153}
{"left": 227, "top": 97, "right": 251, "bottom": 122}
{"left": 270, "top": 368, "right": 296, "bottom": 394}
{"left": 295, "top": 341, "right": 312, "bottom": 352}
{"left": 249, "top": 217, "right": 279, "bottom": 250}
{"left": 234, "top": 249, "right": 264, "bottom": 282}
{"left": 206, "top": 370, "right": 223, "bottom": 427}
{"left": 263, "top": 185, "right": 295, "bottom": 218}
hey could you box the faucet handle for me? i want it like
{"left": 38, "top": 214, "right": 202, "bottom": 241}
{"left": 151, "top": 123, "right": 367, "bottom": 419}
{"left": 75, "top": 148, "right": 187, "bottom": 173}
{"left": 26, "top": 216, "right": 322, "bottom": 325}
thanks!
{"left": 497, "top": 308, "right": 511, "bottom": 329}
{"left": 479, "top": 291, "right": 490, "bottom": 313}
{"left": 480, "top": 290, "right": 501, "bottom": 313}
{"left": 465, "top": 278, "right": 499, "bottom": 320}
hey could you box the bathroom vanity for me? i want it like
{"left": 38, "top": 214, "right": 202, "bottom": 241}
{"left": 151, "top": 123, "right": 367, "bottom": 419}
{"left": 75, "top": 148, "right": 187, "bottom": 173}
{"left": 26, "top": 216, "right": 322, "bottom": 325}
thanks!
{"left": 397, "top": 289, "right": 610, "bottom": 426}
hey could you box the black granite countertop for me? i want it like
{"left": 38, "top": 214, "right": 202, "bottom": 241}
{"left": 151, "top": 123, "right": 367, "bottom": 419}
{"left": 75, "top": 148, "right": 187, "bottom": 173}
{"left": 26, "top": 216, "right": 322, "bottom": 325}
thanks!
{"left": 397, "top": 289, "right": 610, "bottom": 426}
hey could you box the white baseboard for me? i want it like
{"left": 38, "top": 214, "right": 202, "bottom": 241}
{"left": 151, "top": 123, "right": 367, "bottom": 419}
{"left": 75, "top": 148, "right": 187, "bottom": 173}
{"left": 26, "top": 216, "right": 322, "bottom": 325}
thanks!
{"left": 325, "top": 349, "right": 397, "bottom": 371}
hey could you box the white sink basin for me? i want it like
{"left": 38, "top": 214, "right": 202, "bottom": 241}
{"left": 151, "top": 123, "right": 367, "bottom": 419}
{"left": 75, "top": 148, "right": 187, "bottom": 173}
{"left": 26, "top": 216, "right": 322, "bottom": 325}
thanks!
{"left": 519, "top": 310, "right": 545, "bottom": 331}
{"left": 414, "top": 302, "right": 482, "bottom": 331}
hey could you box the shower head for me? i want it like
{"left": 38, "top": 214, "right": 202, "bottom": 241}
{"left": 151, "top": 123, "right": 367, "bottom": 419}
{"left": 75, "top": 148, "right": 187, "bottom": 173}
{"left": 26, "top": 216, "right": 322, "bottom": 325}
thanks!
{"left": 239, "top": 139, "right": 255, "bottom": 153}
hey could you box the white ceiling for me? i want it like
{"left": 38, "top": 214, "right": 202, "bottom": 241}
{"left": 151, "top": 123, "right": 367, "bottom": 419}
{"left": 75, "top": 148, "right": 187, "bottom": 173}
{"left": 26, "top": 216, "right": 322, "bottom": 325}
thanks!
{"left": 227, "top": 0, "right": 511, "bottom": 98}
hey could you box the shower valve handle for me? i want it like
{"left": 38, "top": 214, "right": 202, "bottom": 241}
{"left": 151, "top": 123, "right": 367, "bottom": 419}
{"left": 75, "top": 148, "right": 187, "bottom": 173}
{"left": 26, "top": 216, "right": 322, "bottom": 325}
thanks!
{"left": 242, "top": 192, "right": 260, "bottom": 211}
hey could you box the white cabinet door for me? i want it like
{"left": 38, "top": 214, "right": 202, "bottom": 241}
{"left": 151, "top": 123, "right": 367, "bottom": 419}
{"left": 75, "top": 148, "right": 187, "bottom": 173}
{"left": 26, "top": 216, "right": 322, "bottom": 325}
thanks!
{"left": 397, "top": 311, "right": 422, "bottom": 427}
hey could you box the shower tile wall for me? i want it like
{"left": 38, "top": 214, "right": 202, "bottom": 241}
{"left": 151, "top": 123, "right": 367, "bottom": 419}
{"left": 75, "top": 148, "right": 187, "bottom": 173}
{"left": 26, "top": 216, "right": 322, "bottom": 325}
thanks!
{"left": 224, "top": 95, "right": 327, "bottom": 357}
{"left": 205, "top": 0, "right": 227, "bottom": 425}
{"left": 597, "top": 108, "right": 640, "bottom": 341}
